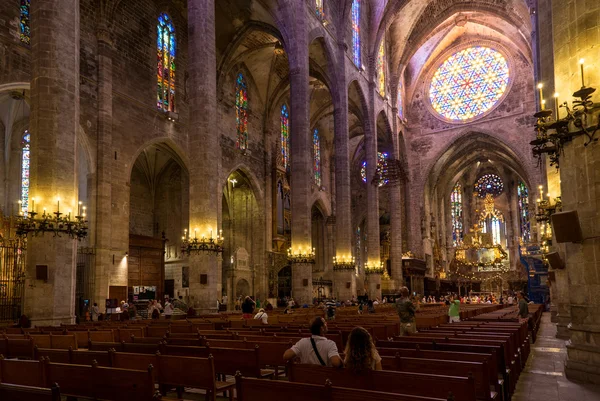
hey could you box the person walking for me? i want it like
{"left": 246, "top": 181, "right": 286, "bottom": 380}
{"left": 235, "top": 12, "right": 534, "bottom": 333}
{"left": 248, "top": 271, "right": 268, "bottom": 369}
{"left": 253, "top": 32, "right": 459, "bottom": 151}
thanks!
{"left": 164, "top": 299, "right": 174, "bottom": 319}
{"left": 448, "top": 295, "right": 461, "bottom": 323}
{"left": 283, "top": 316, "right": 342, "bottom": 367}
{"left": 395, "top": 287, "right": 416, "bottom": 335}
{"left": 91, "top": 302, "right": 100, "bottom": 322}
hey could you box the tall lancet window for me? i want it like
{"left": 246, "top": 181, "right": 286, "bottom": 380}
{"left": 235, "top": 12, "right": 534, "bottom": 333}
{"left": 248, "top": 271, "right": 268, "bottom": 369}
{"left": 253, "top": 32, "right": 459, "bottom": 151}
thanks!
{"left": 157, "top": 13, "right": 176, "bottom": 112}
{"left": 377, "top": 40, "right": 385, "bottom": 96}
{"left": 351, "top": 0, "right": 361, "bottom": 67}
{"left": 235, "top": 73, "right": 248, "bottom": 150}
{"left": 450, "top": 183, "right": 463, "bottom": 247}
{"left": 397, "top": 82, "right": 404, "bottom": 118}
{"left": 21, "top": 131, "right": 31, "bottom": 215}
{"left": 518, "top": 181, "right": 530, "bottom": 242}
{"left": 313, "top": 129, "right": 321, "bottom": 187}
{"left": 20, "top": 0, "right": 30, "bottom": 44}
{"left": 315, "top": 0, "right": 324, "bottom": 19}
{"left": 280, "top": 104, "right": 290, "bottom": 170}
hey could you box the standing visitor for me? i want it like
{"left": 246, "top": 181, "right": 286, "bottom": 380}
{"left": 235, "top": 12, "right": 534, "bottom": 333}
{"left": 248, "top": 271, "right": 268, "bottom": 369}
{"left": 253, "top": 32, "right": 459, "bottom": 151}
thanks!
{"left": 255, "top": 298, "right": 261, "bottom": 309}
{"left": 164, "top": 299, "right": 174, "bottom": 319}
{"left": 344, "top": 327, "right": 382, "bottom": 372}
{"left": 395, "top": 287, "right": 416, "bottom": 335}
{"left": 91, "top": 302, "right": 100, "bottom": 322}
{"left": 448, "top": 295, "right": 460, "bottom": 323}
{"left": 325, "top": 298, "right": 337, "bottom": 320}
{"left": 241, "top": 296, "right": 256, "bottom": 319}
{"left": 283, "top": 316, "right": 342, "bottom": 367}
{"left": 517, "top": 291, "right": 529, "bottom": 322}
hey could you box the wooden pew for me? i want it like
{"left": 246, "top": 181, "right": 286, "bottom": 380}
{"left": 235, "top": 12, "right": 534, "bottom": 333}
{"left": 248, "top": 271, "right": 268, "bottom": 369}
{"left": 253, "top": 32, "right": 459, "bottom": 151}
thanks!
{"left": 0, "top": 356, "right": 46, "bottom": 387}
{"left": 288, "top": 363, "right": 476, "bottom": 401}
{"left": 0, "top": 383, "right": 60, "bottom": 401}
{"left": 235, "top": 374, "right": 448, "bottom": 401}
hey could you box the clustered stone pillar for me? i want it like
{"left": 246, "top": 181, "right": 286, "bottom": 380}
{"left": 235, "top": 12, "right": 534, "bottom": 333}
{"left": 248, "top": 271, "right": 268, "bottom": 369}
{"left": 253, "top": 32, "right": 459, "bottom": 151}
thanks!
{"left": 287, "top": 9, "right": 312, "bottom": 303}
{"left": 187, "top": 0, "right": 222, "bottom": 312}
{"left": 333, "top": 44, "right": 355, "bottom": 301}
{"left": 365, "top": 80, "right": 382, "bottom": 299}
{"left": 389, "top": 103, "right": 403, "bottom": 290}
{"left": 25, "top": 0, "right": 79, "bottom": 325}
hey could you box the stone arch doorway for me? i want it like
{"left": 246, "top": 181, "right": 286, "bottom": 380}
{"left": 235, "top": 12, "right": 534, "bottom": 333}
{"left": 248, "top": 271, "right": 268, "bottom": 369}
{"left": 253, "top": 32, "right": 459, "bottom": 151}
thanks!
{"left": 236, "top": 279, "right": 250, "bottom": 298}
{"left": 277, "top": 265, "right": 292, "bottom": 303}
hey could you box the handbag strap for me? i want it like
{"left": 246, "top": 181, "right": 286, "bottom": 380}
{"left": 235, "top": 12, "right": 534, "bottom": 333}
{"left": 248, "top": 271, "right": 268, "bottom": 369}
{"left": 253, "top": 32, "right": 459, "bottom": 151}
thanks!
{"left": 310, "top": 337, "right": 326, "bottom": 366}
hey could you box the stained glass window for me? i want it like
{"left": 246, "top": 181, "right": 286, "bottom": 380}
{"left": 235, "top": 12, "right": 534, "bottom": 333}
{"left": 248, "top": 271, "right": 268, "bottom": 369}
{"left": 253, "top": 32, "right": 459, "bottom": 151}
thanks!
{"left": 518, "top": 181, "right": 530, "bottom": 242}
{"left": 19, "top": 0, "right": 30, "bottom": 44}
{"left": 361, "top": 152, "right": 389, "bottom": 186}
{"left": 313, "top": 129, "right": 321, "bottom": 186}
{"left": 157, "top": 13, "right": 176, "bottom": 112}
{"left": 281, "top": 104, "right": 290, "bottom": 170}
{"left": 492, "top": 216, "right": 501, "bottom": 245}
{"left": 474, "top": 173, "right": 504, "bottom": 198}
{"left": 21, "top": 131, "right": 30, "bottom": 215}
{"left": 235, "top": 73, "right": 248, "bottom": 151}
{"left": 377, "top": 40, "right": 385, "bottom": 96}
{"left": 316, "top": 0, "right": 324, "bottom": 19}
{"left": 451, "top": 183, "right": 463, "bottom": 247}
{"left": 352, "top": 0, "right": 361, "bottom": 68}
{"left": 429, "top": 46, "right": 509, "bottom": 121}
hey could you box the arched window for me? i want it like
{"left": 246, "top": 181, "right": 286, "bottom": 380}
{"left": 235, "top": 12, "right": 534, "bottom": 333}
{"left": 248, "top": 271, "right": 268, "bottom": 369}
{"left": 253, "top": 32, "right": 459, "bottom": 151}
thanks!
{"left": 518, "top": 181, "right": 530, "bottom": 242}
{"left": 397, "top": 82, "right": 404, "bottom": 118}
{"left": 377, "top": 40, "right": 385, "bottom": 96}
{"left": 235, "top": 73, "right": 249, "bottom": 150}
{"left": 315, "top": 0, "right": 324, "bottom": 19}
{"left": 450, "top": 183, "right": 463, "bottom": 247}
{"left": 491, "top": 216, "right": 502, "bottom": 245}
{"left": 313, "top": 129, "right": 321, "bottom": 186}
{"left": 281, "top": 104, "right": 290, "bottom": 171}
{"left": 21, "top": 130, "right": 30, "bottom": 215}
{"left": 361, "top": 152, "right": 389, "bottom": 186}
{"left": 157, "top": 13, "right": 176, "bottom": 112}
{"left": 474, "top": 173, "right": 504, "bottom": 198}
{"left": 351, "top": 0, "right": 361, "bottom": 68}
{"left": 20, "top": 0, "right": 30, "bottom": 44}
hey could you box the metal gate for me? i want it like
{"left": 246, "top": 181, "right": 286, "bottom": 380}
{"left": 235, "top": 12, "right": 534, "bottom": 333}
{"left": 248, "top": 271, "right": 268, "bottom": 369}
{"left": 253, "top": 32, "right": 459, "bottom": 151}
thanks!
{"left": 0, "top": 241, "right": 26, "bottom": 322}
{"left": 76, "top": 247, "right": 96, "bottom": 318}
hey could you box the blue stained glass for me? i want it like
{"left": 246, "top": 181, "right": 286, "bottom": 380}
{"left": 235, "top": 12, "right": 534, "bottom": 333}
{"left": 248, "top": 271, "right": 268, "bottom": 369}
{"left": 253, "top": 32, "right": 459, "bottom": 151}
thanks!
{"left": 518, "top": 181, "right": 530, "bottom": 243}
{"left": 352, "top": 0, "right": 361, "bottom": 67}
{"left": 451, "top": 183, "right": 463, "bottom": 247}
{"left": 236, "top": 73, "right": 249, "bottom": 150}
{"left": 361, "top": 152, "right": 388, "bottom": 186}
{"left": 20, "top": 0, "right": 30, "bottom": 44}
{"left": 281, "top": 104, "right": 290, "bottom": 170}
{"left": 429, "top": 47, "right": 509, "bottom": 120}
{"left": 475, "top": 174, "right": 503, "bottom": 198}
{"left": 21, "top": 131, "right": 30, "bottom": 215}
{"left": 157, "top": 13, "right": 176, "bottom": 112}
{"left": 313, "top": 129, "right": 321, "bottom": 186}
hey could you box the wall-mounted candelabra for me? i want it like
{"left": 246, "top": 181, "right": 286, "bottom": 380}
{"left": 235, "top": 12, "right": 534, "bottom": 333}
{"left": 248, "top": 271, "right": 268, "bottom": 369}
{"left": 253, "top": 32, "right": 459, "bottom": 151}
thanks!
{"left": 180, "top": 228, "right": 224, "bottom": 255}
{"left": 287, "top": 247, "right": 315, "bottom": 264}
{"left": 530, "top": 60, "right": 599, "bottom": 168}
{"left": 364, "top": 261, "right": 384, "bottom": 274}
{"left": 332, "top": 255, "right": 355, "bottom": 271}
{"left": 15, "top": 198, "right": 88, "bottom": 240}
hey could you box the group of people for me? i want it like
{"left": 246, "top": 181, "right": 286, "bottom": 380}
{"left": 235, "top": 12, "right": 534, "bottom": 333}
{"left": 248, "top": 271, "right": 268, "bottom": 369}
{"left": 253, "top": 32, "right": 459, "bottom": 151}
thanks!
{"left": 147, "top": 299, "right": 174, "bottom": 319}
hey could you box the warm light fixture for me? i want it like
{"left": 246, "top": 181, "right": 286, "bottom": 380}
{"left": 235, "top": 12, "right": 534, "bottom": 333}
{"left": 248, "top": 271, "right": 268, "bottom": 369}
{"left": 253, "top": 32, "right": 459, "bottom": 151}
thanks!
{"left": 15, "top": 198, "right": 88, "bottom": 240}
{"left": 181, "top": 228, "right": 224, "bottom": 255}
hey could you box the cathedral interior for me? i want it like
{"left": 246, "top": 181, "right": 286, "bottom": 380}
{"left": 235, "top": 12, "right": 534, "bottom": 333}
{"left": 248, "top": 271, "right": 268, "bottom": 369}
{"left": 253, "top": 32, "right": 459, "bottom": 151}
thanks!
{"left": 1, "top": 0, "right": 600, "bottom": 385}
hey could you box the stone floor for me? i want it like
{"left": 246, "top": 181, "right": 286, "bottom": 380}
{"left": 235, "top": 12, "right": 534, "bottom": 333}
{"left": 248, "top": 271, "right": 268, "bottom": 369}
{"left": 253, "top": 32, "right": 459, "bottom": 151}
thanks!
{"left": 513, "top": 313, "right": 600, "bottom": 401}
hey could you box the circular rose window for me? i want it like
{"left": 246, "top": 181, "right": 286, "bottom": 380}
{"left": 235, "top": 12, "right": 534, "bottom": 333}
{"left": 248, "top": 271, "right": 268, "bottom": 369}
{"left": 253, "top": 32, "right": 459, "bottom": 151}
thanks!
{"left": 429, "top": 46, "right": 509, "bottom": 121}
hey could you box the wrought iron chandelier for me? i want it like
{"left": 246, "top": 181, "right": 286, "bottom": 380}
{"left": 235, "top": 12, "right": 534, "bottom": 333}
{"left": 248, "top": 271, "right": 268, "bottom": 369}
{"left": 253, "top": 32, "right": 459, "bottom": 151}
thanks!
{"left": 15, "top": 199, "right": 88, "bottom": 240}
{"left": 364, "top": 261, "right": 385, "bottom": 274}
{"left": 332, "top": 255, "right": 355, "bottom": 271}
{"left": 180, "top": 229, "right": 224, "bottom": 255}
{"left": 287, "top": 247, "right": 315, "bottom": 264}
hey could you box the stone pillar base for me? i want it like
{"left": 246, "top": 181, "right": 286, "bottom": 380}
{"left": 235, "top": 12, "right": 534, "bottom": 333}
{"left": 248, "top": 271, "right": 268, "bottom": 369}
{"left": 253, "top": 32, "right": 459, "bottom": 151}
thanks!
{"left": 334, "top": 270, "right": 355, "bottom": 301}
{"left": 565, "top": 341, "right": 600, "bottom": 384}
{"left": 291, "top": 262, "right": 313, "bottom": 305}
{"left": 366, "top": 273, "right": 382, "bottom": 300}
{"left": 188, "top": 253, "right": 222, "bottom": 312}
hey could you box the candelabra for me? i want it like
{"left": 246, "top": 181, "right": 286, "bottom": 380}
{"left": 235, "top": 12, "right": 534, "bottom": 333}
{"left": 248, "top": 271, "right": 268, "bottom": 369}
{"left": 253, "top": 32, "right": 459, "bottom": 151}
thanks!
{"left": 530, "top": 62, "right": 599, "bottom": 168}
{"left": 364, "top": 261, "right": 384, "bottom": 274}
{"left": 287, "top": 247, "right": 315, "bottom": 264}
{"left": 15, "top": 199, "right": 88, "bottom": 240}
{"left": 180, "top": 229, "right": 224, "bottom": 255}
{"left": 332, "top": 255, "right": 355, "bottom": 271}
{"left": 535, "top": 196, "right": 562, "bottom": 223}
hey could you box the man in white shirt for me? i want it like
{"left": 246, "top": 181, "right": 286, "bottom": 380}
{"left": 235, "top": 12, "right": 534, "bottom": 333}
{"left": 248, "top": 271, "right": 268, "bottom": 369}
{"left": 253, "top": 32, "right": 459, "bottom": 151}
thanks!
{"left": 508, "top": 295, "right": 514, "bottom": 305}
{"left": 253, "top": 308, "right": 268, "bottom": 324}
{"left": 283, "top": 316, "right": 342, "bottom": 367}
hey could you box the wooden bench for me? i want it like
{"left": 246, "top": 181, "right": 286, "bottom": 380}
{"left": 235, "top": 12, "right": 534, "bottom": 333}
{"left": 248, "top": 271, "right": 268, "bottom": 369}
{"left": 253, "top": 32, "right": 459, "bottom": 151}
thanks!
{"left": 235, "top": 373, "right": 448, "bottom": 401}
{"left": 288, "top": 363, "right": 476, "bottom": 401}
{"left": 0, "top": 383, "right": 60, "bottom": 401}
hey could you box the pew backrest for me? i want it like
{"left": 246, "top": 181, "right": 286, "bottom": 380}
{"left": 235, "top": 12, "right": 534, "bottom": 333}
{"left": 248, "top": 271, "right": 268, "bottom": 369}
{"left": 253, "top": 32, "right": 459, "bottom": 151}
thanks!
{"left": 0, "top": 383, "right": 60, "bottom": 401}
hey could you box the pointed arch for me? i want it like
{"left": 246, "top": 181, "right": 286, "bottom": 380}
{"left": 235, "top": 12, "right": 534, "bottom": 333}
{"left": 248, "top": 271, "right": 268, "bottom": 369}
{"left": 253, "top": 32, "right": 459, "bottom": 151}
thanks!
{"left": 157, "top": 13, "right": 176, "bottom": 112}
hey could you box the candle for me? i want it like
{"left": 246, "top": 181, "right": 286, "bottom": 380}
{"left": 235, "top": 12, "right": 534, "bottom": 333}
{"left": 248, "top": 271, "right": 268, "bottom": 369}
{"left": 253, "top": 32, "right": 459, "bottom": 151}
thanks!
{"left": 57, "top": 198, "right": 60, "bottom": 213}
{"left": 537, "top": 83, "right": 544, "bottom": 110}
{"left": 32, "top": 198, "right": 35, "bottom": 213}
{"left": 210, "top": 228, "right": 213, "bottom": 239}
{"left": 554, "top": 93, "right": 560, "bottom": 119}
{"left": 194, "top": 229, "right": 197, "bottom": 239}
{"left": 43, "top": 207, "right": 46, "bottom": 216}
{"left": 78, "top": 201, "right": 82, "bottom": 215}
{"left": 68, "top": 210, "right": 72, "bottom": 220}
{"left": 579, "top": 58, "right": 585, "bottom": 87}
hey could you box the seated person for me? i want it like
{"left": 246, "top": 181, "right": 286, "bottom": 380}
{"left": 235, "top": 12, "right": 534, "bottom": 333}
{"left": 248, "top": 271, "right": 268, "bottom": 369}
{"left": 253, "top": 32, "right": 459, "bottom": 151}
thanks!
{"left": 283, "top": 316, "right": 342, "bottom": 367}
{"left": 253, "top": 308, "right": 268, "bottom": 324}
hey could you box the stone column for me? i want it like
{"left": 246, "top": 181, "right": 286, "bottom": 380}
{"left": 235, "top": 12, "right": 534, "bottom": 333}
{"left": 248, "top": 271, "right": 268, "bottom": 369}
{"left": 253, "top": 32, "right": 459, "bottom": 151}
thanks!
{"left": 390, "top": 105, "right": 403, "bottom": 289}
{"left": 187, "top": 0, "right": 222, "bottom": 312}
{"left": 333, "top": 47, "right": 355, "bottom": 300}
{"left": 93, "top": 22, "right": 114, "bottom": 312}
{"left": 25, "top": 0, "right": 79, "bottom": 325}
{"left": 365, "top": 80, "right": 381, "bottom": 299}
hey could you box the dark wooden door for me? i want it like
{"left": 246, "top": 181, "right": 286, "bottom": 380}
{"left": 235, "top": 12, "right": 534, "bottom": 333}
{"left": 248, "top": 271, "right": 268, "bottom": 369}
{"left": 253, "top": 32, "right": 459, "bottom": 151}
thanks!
{"left": 164, "top": 279, "right": 175, "bottom": 299}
